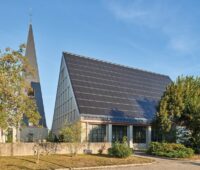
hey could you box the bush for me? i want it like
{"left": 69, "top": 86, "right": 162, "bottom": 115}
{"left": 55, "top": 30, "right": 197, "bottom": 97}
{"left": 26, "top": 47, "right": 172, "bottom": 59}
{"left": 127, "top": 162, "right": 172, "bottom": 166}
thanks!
{"left": 98, "top": 144, "right": 106, "bottom": 155}
{"left": 108, "top": 137, "right": 132, "bottom": 158}
{"left": 147, "top": 142, "right": 194, "bottom": 158}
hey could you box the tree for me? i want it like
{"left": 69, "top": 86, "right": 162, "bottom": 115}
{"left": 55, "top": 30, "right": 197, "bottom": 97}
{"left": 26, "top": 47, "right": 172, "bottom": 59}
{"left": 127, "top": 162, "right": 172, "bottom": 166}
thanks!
{"left": 60, "top": 121, "right": 82, "bottom": 156}
{"left": 0, "top": 45, "right": 40, "bottom": 142}
{"left": 156, "top": 76, "right": 200, "bottom": 152}
{"left": 33, "top": 141, "right": 59, "bottom": 164}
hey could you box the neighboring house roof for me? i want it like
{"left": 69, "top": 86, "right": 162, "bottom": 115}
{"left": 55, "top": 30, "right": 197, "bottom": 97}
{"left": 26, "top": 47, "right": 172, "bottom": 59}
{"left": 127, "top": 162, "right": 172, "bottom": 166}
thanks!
{"left": 64, "top": 52, "right": 171, "bottom": 123}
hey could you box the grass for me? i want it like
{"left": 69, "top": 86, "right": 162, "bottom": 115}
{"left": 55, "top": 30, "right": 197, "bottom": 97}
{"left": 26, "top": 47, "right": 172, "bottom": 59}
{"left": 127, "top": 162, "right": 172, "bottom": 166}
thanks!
{"left": 0, "top": 154, "right": 153, "bottom": 170}
{"left": 187, "top": 154, "right": 200, "bottom": 160}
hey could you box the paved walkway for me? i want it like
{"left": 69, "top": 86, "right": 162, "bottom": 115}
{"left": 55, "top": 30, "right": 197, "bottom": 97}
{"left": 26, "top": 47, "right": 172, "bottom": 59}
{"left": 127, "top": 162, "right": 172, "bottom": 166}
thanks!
{"left": 96, "top": 152, "right": 200, "bottom": 170}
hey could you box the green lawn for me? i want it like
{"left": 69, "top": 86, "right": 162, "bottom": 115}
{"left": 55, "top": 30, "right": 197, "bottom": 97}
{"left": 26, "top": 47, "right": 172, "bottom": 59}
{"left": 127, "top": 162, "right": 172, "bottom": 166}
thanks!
{"left": 0, "top": 154, "right": 153, "bottom": 170}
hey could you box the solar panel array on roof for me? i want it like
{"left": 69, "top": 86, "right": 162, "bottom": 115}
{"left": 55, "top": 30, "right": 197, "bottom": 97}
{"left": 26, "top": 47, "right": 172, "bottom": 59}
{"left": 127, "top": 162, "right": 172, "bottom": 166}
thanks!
{"left": 64, "top": 52, "right": 171, "bottom": 121}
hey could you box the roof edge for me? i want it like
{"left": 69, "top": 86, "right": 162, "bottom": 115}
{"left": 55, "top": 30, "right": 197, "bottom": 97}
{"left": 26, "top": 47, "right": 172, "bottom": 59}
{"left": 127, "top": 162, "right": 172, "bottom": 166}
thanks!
{"left": 63, "top": 51, "right": 171, "bottom": 79}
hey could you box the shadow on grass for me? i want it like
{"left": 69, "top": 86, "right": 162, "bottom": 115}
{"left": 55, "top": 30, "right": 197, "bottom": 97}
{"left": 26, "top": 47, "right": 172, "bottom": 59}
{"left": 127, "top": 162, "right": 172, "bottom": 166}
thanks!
{"left": 6, "top": 164, "right": 34, "bottom": 170}
{"left": 11, "top": 156, "right": 70, "bottom": 169}
{"left": 86, "top": 154, "right": 111, "bottom": 158}
{"left": 84, "top": 154, "right": 133, "bottom": 160}
{"left": 14, "top": 157, "right": 36, "bottom": 164}
{"left": 39, "top": 157, "right": 70, "bottom": 169}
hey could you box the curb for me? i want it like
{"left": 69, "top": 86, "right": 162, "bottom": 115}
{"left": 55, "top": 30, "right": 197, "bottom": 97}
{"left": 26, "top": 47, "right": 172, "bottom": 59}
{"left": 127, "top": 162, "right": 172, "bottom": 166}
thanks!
{"left": 56, "top": 162, "right": 154, "bottom": 170}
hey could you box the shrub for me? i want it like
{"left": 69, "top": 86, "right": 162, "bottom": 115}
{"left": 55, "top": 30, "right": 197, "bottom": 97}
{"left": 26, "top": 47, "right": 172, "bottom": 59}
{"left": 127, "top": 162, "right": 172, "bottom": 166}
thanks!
{"left": 98, "top": 144, "right": 106, "bottom": 155}
{"left": 147, "top": 142, "right": 194, "bottom": 158}
{"left": 108, "top": 137, "right": 132, "bottom": 158}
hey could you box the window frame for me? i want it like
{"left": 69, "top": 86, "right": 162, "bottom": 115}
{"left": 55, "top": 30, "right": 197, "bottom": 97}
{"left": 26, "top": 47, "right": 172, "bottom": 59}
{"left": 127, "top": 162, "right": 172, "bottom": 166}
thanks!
{"left": 89, "top": 124, "right": 106, "bottom": 142}
{"left": 133, "top": 126, "right": 146, "bottom": 143}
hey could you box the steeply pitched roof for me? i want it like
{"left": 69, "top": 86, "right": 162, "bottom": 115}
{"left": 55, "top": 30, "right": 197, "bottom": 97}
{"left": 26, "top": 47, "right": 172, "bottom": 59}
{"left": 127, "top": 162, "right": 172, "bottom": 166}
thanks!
{"left": 25, "top": 24, "right": 40, "bottom": 82}
{"left": 64, "top": 52, "right": 171, "bottom": 122}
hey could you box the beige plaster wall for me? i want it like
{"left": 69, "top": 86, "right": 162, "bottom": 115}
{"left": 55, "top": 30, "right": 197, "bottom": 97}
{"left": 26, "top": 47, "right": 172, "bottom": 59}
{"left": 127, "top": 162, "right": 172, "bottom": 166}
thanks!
{"left": 0, "top": 142, "right": 111, "bottom": 156}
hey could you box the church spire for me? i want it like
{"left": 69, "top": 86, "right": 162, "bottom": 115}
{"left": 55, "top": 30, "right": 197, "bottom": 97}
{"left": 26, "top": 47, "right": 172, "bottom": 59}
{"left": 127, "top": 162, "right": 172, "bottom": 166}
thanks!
{"left": 25, "top": 24, "right": 47, "bottom": 128}
{"left": 25, "top": 24, "right": 40, "bottom": 82}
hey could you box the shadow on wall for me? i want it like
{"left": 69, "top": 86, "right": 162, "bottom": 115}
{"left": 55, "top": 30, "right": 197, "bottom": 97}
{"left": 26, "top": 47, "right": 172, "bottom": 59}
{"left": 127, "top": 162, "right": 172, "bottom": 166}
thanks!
{"left": 136, "top": 98, "right": 157, "bottom": 120}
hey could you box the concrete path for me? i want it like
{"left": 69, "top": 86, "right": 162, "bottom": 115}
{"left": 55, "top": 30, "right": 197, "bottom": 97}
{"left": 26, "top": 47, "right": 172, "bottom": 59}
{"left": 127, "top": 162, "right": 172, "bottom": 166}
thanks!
{"left": 96, "top": 152, "right": 200, "bottom": 170}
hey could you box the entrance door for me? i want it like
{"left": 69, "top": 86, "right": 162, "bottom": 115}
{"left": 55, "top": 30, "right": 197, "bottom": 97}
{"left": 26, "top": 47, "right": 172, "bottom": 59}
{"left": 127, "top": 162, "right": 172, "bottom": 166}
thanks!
{"left": 112, "top": 125, "right": 127, "bottom": 142}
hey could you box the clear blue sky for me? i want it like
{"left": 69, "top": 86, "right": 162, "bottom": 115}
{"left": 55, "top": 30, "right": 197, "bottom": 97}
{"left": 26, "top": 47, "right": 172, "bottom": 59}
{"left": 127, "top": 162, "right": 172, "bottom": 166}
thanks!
{"left": 0, "top": 0, "right": 200, "bottom": 128}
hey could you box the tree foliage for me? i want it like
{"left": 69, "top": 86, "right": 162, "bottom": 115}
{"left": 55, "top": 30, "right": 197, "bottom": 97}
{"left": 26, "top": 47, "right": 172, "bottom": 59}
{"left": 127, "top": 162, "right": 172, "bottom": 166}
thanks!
{"left": 0, "top": 45, "right": 40, "bottom": 132}
{"left": 60, "top": 121, "right": 81, "bottom": 143}
{"left": 60, "top": 121, "right": 82, "bottom": 156}
{"left": 156, "top": 76, "right": 200, "bottom": 151}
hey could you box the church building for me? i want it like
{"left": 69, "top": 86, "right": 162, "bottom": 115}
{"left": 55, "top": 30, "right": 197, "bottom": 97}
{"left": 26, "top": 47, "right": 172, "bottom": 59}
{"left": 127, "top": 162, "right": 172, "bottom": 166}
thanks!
{"left": 52, "top": 52, "right": 171, "bottom": 149}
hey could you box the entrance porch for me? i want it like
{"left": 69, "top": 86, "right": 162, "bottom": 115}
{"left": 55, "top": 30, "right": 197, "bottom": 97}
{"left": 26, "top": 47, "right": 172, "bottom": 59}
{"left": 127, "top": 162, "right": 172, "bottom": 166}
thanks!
{"left": 82, "top": 123, "right": 151, "bottom": 149}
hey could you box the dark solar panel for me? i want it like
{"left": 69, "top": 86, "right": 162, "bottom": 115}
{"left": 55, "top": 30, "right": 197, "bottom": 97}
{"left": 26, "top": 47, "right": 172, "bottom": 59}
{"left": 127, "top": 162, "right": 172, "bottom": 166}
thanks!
{"left": 64, "top": 52, "right": 171, "bottom": 121}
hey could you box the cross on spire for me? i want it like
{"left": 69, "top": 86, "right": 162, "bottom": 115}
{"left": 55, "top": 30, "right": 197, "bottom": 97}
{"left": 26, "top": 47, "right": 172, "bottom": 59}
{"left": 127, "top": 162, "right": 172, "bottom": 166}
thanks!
{"left": 29, "top": 8, "right": 32, "bottom": 24}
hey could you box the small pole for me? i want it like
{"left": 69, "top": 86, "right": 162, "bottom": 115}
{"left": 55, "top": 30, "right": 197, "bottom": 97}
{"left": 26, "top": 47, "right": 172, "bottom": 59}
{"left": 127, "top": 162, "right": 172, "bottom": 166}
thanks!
{"left": 29, "top": 8, "right": 32, "bottom": 24}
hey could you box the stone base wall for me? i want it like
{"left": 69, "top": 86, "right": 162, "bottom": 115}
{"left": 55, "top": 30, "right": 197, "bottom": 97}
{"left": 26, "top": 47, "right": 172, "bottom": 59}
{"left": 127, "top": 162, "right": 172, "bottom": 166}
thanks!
{"left": 0, "top": 142, "right": 147, "bottom": 156}
{"left": 0, "top": 142, "right": 111, "bottom": 156}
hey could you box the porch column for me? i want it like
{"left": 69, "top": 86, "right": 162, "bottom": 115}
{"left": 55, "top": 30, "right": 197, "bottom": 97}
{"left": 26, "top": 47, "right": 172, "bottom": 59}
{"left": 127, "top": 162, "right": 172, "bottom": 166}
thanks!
{"left": 2, "top": 130, "right": 6, "bottom": 143}
{"left": 146, "top": 126, "right": 152, "bottom": 147}
{"left": 16, "top": 126, "right": 20, "bottom": 142}
{"left": 81, "top": 122, "right": 87, "bottom": 142}
{"left": 127, "top": 125, "right": 133, "bottom": 148}
{"left": 107, "top": 124, "right": 112, "bottom": 143}
{"left": 86, "top": 122, "right": 90, "bottom": 142}
{"left": 12, "top": 127, "right": 17, "bottom": 143}
{"left": 0, "top": 129, "right": 2, "bottom": 143}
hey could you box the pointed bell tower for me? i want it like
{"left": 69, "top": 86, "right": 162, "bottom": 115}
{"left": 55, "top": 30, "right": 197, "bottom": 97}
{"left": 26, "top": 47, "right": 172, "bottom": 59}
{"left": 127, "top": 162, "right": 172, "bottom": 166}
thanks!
{"left": 25, "top": 24, "right": 47, "bottom": 128}
{"left": 26, "top": 24, "right": 40, "bottom": 82}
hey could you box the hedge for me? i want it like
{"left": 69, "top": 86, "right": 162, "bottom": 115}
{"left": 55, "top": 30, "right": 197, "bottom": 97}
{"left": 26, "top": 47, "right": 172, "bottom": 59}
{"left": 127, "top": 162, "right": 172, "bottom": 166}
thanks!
{"left": 147, "top": 142, "right": 194, "bottom": 158}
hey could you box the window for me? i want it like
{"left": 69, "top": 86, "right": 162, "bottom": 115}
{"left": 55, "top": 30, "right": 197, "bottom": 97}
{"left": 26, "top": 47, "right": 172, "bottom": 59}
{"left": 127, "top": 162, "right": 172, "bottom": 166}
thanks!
{"left": 89, "top": 124, "right": 106, "bottom": 142}
{"left": 64, "top": 102, "right": 67, "bottom": 113}
{"left": 112, "top": 125, "right": 127, "bottom": 142}
{"left": 69, "top": 112, "right": 72, "bottom": 122}
{"left": 64, "top": 90, "right": 66, "bottom": 101}
{"left": 66, "top": 100, "right": 69, "bottom": 112}
{"left": 133, "top": 126, "right": 146, "bottom": 143}
{"left": 61, "top": 68, "right": 64, "bottom": 80}
{"left": 73, "top": 109, "right": 76, "bottom": 120}
{"left": 67, "top": 86, "right": 70, "bottom": 99}
{"left": 27, "top": 87, "right": 34, "bottom": 97}
{"left": 69, "top": 97, "right": 72, "bottom": 111}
